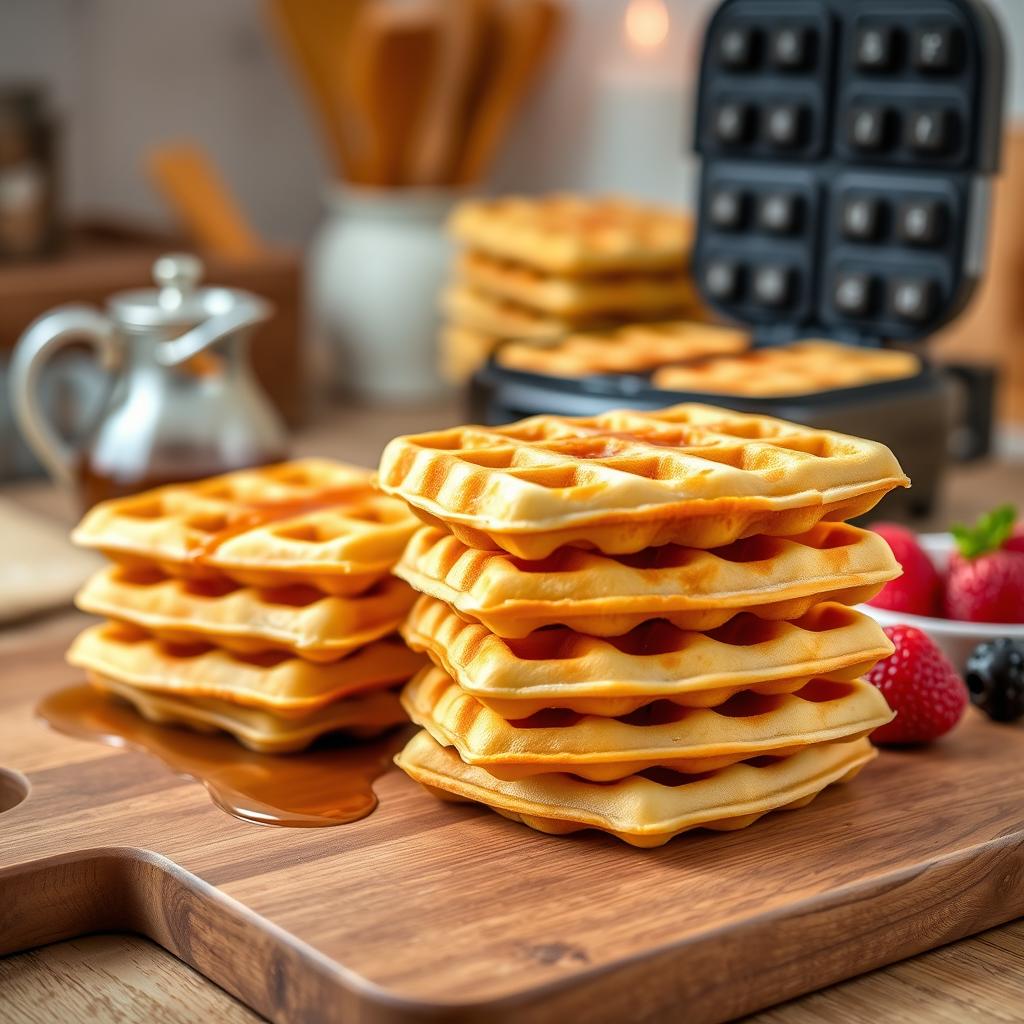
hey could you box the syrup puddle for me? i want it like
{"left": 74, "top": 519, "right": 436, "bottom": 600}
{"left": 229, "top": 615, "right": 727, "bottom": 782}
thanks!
{"left": 38, "top": 684, "right": 411, "bottom": 827}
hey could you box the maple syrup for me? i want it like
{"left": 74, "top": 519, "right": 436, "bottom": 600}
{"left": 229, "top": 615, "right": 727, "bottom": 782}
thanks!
{"left": 38, "top": 684, "right": 410, "bottom": 827}
{"left": 77, "top": 452, "right": 287, "bottom": 513}
{"left": 10, "top": 253, "right": 289, "bottom": 512}
{"left": 182, "top": 484, "right": 376, "bottom": 566}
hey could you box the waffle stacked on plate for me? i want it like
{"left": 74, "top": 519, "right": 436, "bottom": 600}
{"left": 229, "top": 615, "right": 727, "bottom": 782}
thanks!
{"left": 379, "top": 404, "right": 908, "bottom": 846}
{"left": 441, "top": 195, "right": 702, "bottom": 383}
{"left": 67, "top": 460, "right": 425, "bottom": 753}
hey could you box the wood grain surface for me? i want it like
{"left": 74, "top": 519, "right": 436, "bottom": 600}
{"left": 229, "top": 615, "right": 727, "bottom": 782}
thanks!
{"left": 748, "top": 917, "right": 1024, "bottom": 1023}
{"left": 0, "top": 935, "right": 262, "bottom": 1024}
{"left": 3, "top": 606, "right": 1024, "bottom": 1023}
{"left": 5, "top": 919, "right": 1023, "bottom": 1024}
{"left": 1, "top": 404, "right": 1023, "bottom": 1024}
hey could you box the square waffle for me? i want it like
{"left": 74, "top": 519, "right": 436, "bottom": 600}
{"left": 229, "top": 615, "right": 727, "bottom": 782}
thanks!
{"left": 455, "top": 251, "right": 698, "bottom": 318}
{"left": 401, "top": 596, "right": 893, "bottom": 718}
{"left": 396, "top": 522, "right": 899, "bottom": 637}
{"left": 495, "top": 321, "right": 749, "bottom": 378}
{"left": 395, "top": 729, "right": 876, "bottom": 847}
{"left": 76, "top": 566, "right": 416, "bottom": 662}
{"left": 443, "top": 284, "right": 600, "bottom": 342}
{"left": 449, "top": 194, "right": 693, "bottom": 275}
{"left": 72, "top": 459, "right": 418, "bottom": 595}
{"left": 90, "top": 673, "right": 406, "bottom": 753}
{"left": 402, "top": 666, "right": 893, "bottom": 781}
{"left": 67, "top": 621, "right": 425, "bottom": 717}
{"left": 377, "top": 404, "right": 910, "bottom": 557}
{"left": 652, "top": 341, "right": 922, "bottom": 397}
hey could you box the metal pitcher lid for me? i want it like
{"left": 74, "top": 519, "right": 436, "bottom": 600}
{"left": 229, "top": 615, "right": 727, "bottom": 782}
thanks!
{"left": 108, "top": 253, "right": 264, "bottom": 330}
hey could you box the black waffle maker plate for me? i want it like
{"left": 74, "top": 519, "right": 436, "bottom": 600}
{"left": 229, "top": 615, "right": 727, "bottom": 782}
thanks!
{"left": 472, "top": 0, "right": 1007, "bottom": 518}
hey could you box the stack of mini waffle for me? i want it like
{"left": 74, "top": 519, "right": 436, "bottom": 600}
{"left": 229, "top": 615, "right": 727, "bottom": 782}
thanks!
{"left": 67, "top": 460, "right": 425, "bottom": 753}
{"left": 379, "top": 404, "right": 908, "bottom": 846}
{"left": 441, "top": 195, "right": 701, "bottom": 383}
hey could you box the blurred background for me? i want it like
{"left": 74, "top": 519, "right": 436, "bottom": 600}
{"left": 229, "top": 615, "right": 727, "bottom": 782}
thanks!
{"left": 0, "top": 0, "right": 705, "bottom": 239}
{"left": 0, "top": 0, "right": 1022, "bottom": 514}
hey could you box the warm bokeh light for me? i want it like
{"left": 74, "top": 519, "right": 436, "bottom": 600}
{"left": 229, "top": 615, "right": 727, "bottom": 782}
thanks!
{"left": 624, "top": 0, "right": 670, "bottom": 53}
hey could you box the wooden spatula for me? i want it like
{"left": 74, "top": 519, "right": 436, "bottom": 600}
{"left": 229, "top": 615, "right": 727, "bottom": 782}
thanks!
{"left": 345, "top": 3, "right": 440, "bottom": 186}
{"left": 408, "top": 0, "right": 493, "bottom": 186}
{"left": 455, "top": 0, "right": 563, "bottom": 184}
{"left": 267, "top": 0, "right": 368, "bottom": 180}
{"left": 146, "top": 143, "right": 266, "bottom": 259}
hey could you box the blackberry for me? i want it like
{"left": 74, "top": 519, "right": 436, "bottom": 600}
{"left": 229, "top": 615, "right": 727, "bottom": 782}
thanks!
{"left": 965, "top": 638, "right": 1024, "bottom": 723}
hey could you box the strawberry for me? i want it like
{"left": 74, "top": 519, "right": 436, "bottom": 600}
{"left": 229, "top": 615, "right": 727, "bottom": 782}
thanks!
{"left": 946, "top": 505, "right": 1024, "bottom": 624}
{"left": 866, "top": 523, "right": 941, "bottom": 617}
{"left": 1005, "top": 523, "right": 1024, "bottom": 555}
{"left": 867, "top": 625, "right": 968, "bottom": 745}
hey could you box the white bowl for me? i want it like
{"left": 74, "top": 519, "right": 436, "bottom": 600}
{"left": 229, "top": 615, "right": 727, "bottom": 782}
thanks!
{"left": 858, "top": 532, "right": 1024, "bottom": 670}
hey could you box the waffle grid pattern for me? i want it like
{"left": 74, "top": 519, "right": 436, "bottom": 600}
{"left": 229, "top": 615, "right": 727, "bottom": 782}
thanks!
{"left": 653, "top": 341, "right": 921, "bottom": 398}
{"left": 73, "top": 458, "right": 418, "bottom": 594}
{"left": 439, "top": 194, "right": 699, "bottom": 384}
{"left": 449, "top": 195, "right": 694, "bottom": 275}
{"left": 379, "top": 404, "right": 910, "bottom": 556}
{"left": 67, "top": 459, "right": 425, "bottom": 750}
{"left": 495, "top": 321, "right": 749, "bottom": 377}
{"left": 386, "top": 404, "right": 904, "bottom": 845}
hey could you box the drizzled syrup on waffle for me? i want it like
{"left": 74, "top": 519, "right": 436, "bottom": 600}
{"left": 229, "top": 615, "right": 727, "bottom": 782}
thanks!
{"left": 38, "top": 684, "right": 410, "bottom": 827}
{"left": 185, "top": 483, "right": 378, "bottom": 565}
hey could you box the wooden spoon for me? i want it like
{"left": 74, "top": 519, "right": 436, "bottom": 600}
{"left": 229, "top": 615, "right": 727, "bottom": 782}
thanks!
{"left": 146, "top": 143, "right": 266, "bottom": 259}
{"left": 455, "top": 0, "right": 563, "bottom": 185}
{"left": 408, "top": 0, "right": 493, "bottom": 186}
{"left": 345, "top": 3, "right": 440, "bottom": 186}
{"left": 267, "top": 0, "right": 368, "bottom": 180}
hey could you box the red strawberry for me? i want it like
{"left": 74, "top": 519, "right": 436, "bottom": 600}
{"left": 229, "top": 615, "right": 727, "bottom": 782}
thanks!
{"left": 867, "top": 625, "right": 968, "bottom": 745}
{"left": 946, "top": 505, "right": 1024, "bottom": 624}
{"left": 1005, "top": 523, "right": 1024, "bottom": 555}
{"left": 866, "top": 523, "right": 941, "bottom": 617}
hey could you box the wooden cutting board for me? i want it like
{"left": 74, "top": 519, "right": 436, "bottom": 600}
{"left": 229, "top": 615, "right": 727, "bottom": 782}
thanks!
{"left": 3, "top": 610, "right": 1024, "bottom": 1024}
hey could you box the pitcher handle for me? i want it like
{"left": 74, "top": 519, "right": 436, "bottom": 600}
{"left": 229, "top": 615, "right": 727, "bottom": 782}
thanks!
{"left": 9, "top": 305, "right": 121, "bottom": 488}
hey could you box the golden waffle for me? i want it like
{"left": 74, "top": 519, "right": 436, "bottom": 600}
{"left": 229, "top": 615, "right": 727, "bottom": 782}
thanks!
{"left": 378, "top": 404, "right": 910, "bottom": 557}
{"left": 396, "top": 729, "right": 876, "bottom": 847}
{"left": 443, "top": 284, "right": 599, "bottom": 341}
{"left": 72, "top": 459, "right": 418, "bottom": 595}
{"left": 403, "top": 666, "right": 892, "bottom": 781}
{"left": 68, "top": 621, "right": 425, "bottom": 715}
{"left": 76, "top": 566, "right": 416, "bottom": 662}
{"left": 495, "top": 321, "right": 748, "bottom": 378}
{"left": 456, "top": 251, "right": 697, "bottom": 318}
{"left": 397, "top": 522, "right": 899, "bottom": 637}
{"left": 449, "top": 195, "right": 693, "bottom": 275}
{"left": 652, "top": 341, "right": 921, "bottom": 397}
{"left": 91, "top": 673, "right": 406, "bottom": 753}
{"left": 440, "top": 325, "right": 501, "bottom": 384}
{"left": 402, "top": 596, "right": 893, "bottom": 717}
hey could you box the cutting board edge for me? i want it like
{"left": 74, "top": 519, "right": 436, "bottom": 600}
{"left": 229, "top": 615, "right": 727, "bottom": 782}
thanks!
{"left": 3, "top": 826, "right": 1024, "bottom": 1024}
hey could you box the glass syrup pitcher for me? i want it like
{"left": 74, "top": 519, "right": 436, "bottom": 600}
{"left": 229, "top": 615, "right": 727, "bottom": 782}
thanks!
{"left": 9, "top": 253, "right": 288, "bottom": 510}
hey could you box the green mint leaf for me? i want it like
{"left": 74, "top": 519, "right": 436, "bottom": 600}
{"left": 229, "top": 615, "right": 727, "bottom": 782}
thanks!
{"left": 951, "top": 504, "right": 1018, "bottom": 559}
{"left": 988, "top": 504, "right": 1016, "bottom": 548}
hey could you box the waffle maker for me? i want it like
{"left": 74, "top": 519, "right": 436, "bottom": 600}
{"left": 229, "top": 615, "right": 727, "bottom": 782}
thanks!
{"left": 472, "top": 0, "right": 1006, "bottom": 518}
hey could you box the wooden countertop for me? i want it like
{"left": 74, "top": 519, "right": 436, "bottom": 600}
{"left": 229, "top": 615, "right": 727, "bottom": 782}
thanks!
{"left": 2, "top": 402, "right": 1023, "bottom": 1024}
